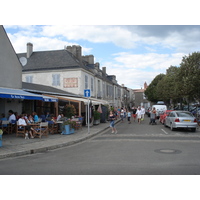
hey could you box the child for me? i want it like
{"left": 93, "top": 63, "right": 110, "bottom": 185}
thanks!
{"left": 127, "top": 110, "right": 131, "bottom": 124}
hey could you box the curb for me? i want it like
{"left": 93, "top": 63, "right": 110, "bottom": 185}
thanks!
{"left": 0, "top": 124, "right": 111, "bottom": 160}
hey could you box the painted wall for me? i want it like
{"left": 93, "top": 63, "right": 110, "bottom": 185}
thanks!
{"left": 0, "top": 26, "right": 22, "bottom": 89}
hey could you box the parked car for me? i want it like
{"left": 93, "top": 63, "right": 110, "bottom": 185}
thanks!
{"left": 164, "top": 110, "right": 198, "bottom": 132}
{"left": 159, "top": 110, "right": 173, "bottom": 124}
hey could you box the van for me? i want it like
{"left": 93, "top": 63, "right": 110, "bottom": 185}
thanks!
{"left": 151, "top": 104, "right": 167, "bottom": 118}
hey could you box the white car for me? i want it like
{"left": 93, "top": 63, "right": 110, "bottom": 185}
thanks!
{"left": 164, "top": 110, "right": 198, "bottom": 132}
{"left": 151, "top": 104, "right": 167, "bottom": 118}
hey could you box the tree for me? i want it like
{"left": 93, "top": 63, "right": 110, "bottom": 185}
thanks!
{"left": 178, "top": 52, "right": 200, "bottom": 103}
{"left": 144, "top": 73, "right": 165, "bottom": 103}
{"left": 156, "top": 66, "right": 180, "bottom": 105}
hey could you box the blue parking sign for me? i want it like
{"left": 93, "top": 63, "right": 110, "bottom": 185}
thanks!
{"left": 84, "top": 89, "right": 91, "bottom": 98}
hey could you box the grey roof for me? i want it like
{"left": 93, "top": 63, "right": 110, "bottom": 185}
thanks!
{"left": 22, "top": 82, "right": 81, "bottom": 97}
{"left": 17, "top": 49, "right": 88, "bottom": 72}
{"left": 18, "top": 49, "right": 121, "bottom": 87}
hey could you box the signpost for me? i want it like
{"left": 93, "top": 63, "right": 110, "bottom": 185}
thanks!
{"left": 84, "top": 89, "right": 91, "bottom": 133}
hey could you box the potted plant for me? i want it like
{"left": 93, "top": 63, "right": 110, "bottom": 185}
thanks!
{"left": 63, "top": 104, "right": 76, "bottom": 119}
{"left": 61, "top": 119, "right": 76, "bottom": 135}
{"left": 93, "top": 110, "right": 101, "bottom": 125}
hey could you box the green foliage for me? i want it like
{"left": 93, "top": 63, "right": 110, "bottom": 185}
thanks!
{"left": 93, "top": 110, "right": 101, "bottom": 120}
{"left": 144, "top": 73, "right": 165, "bottom": 103}
{"left": 63, "top": 104, "right": 76, "bottom": 118}
{"left": 145, "top": 52, "right": 200, "bottom": 106}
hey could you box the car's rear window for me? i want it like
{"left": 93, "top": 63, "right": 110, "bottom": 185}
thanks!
{"left": 176, "top": 112, "right": 193, "bottom": 117}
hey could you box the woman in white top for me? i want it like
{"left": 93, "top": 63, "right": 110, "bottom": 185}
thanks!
{"left": 136, "top": 107, "right": 142, "bottom": 124}
{"left": 18, "top": 115, "right": 35, "bottom": 138}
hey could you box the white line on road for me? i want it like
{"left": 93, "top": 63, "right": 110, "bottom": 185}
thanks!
{"left": 161, "top": 129, "right": 168, "bottom": 135}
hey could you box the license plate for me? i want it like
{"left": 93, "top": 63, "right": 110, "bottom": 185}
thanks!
{"left": 183, "top": 120, "right": 191, "bottom": 122}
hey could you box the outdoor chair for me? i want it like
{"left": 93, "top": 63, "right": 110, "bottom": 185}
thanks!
{"left": 72, "top": 118, "right": 82, "bottom": 130}
{"left": 33, "top": 122, "right": 49, "bottom": 138}
{"left": 16, "top": 121, "right": 26, "bottom": 137}
{"left": 9, "top": 120, "right": 17, "bottom": 134}
{"left": 1, "top": 120, "right": 10, "bottom": 134}
{"left": 47, "top": 121, "right": 58, "bottom": 134}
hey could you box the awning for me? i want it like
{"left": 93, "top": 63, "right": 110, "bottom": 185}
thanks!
{"left": 56, "top": 95, "right": 89, "bottom": 104}
{"left": 0, "top": 87, "right": 58, "bottom": 102}
{"left": 56, "top": 95, "right": 108, "bottom": 105}
{"left": 42, "top": 95, "right": 58, "bottom": 102}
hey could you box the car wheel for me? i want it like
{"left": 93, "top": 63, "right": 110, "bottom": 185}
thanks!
{"left": 170, "top": 123, "right": 175, "bottom": 131}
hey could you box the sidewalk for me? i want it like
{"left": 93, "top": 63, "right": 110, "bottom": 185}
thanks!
{"left": 0, "top": 120, "right": 120, "bottom": 159}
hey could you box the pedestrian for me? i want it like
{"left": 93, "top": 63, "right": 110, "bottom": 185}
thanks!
{"left": 132, "top": 107, "right": 137, "bottom": 122}
{"left": 127, "top": 110, "right": 131, "bottom": 124}
{"left": 120, "top": 107, "right": 124, "bottom": 122}
{"left": 136, "top": 107, "right": 142, "bottom": 124}
{"left": 149, "top": 107, "right": 157, "bottom": 125}
{"left": 108, "top": 110, "right": 117, "bottom": 134}
{"left": 141, "top": 106, "right": 145, "bottom": 121}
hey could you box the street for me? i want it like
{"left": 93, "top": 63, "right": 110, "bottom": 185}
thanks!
{"left": 0, "top": 116, "right": 200, "bottom": 175}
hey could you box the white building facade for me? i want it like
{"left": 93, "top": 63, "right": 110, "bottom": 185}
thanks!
{"left": 19, "top": 44, "right": 124, "bottom": 108}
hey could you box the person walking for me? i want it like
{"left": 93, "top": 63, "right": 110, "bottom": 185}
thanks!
{"left": 127, "top": 110, "right": 131, "bottom": 124}
{"left": 132, "top": 107, "right": 137, "bottom": 122}
{"left": 120, "top": 107, "right": 124, "bottom": 122}
{"left": 136, "top": 107, "right": 142, "bottom": 124}
{"left": 149, "top": 107, "right": 157, "bottom": 125}
{"left": 108, "top": 110, "right": 117, "bottom": 134}
{"left": 141, "top": 106, "right": 145, "bottom": 121}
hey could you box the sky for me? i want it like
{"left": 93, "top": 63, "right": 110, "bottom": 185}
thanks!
{"left": 2, "top": 1, "right": 200, "bottom": 91}
{"left": 4, "top": 25, "right": 200, "bottom": 89}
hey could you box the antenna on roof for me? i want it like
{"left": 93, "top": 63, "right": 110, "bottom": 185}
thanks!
{"left": 19, "top": 57, "right": 27, "bottom": 66}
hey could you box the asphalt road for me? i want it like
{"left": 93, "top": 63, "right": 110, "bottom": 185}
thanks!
{"left": 0, "top": 116, "right": 200, "bottom": 175}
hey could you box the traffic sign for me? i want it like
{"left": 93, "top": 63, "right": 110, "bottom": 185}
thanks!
{"left": 84, "top": 89, "right": 91, "bottom": 98}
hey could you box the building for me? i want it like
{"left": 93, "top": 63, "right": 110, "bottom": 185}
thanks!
{"left": 18, "top": 43, "right": 123, "bottom": 108}
{"left": 0, "top": 25, "right": 57, "bottom": 116}
{"left": 132, "top": 82, "right": 151, "bottom": 109}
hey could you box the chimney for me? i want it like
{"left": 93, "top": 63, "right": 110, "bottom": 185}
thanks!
{"left": 66, "top": 45, "right": 82, "bottom": 61}
{"left": 102, "top": 67, "right": 106, "bottom": 74}
{"left": 95, "top": 62, "right": 99, "bottom": 69}
{"left": 27, "top": 43, "right": 33, "bottom": 58}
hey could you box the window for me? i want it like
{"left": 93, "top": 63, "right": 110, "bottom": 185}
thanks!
{"left": 85, "top": 75, "right": 88, "bottom": 89}
{"left": 52, "top": 74, "right": 60, "bottom": 86}
{"left": 26, "top": 75, "right": 33, "bottom": 83}
{"left": 91, "top": 78, "right": 94, "bottom": 92}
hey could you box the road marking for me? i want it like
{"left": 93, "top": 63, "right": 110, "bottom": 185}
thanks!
{"left": 161, "top": 129, "right": 168, "bottom": 135}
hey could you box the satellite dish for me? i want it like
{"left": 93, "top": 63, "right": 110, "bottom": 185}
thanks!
{"left": 19, "top": 57, "right": 27, "bottom": 66}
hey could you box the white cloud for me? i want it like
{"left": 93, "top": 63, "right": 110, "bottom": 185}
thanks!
{"left": 7, "top": 32, "right": 93, "bottom": 54}
{"left": 102, "top": 52, "right": 184, "bottom": 88}
{"left": 41, "top": 25, "right": 138, "bottom": 48}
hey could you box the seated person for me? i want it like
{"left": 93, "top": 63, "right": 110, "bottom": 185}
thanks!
{"left": 0, "top": 113, "right": 8, "bottom": 127}
{"left": 26, "top": 114, "right": 34, "bottom": 124}
{"left": 8, "top": 110, "right": 16, "bottom": 123}
{"left": 18, "top": 114, "right": 36, "bottom": 138}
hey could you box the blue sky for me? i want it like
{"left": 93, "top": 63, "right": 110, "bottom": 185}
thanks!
{"left": 2, "top": 1, "right": 200, "bottom": 90}
{"left": 4, "top": 25, "right": 200, "bottom": 89}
